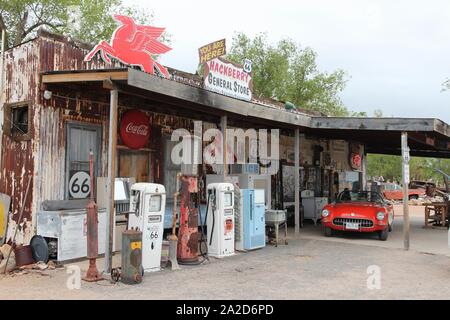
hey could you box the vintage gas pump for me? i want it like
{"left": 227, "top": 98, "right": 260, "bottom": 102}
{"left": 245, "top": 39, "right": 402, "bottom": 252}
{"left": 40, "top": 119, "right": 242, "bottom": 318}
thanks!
{"left": 83, "top": 151, "right": 102, "bottom": 282}
{"left": 128, "top": 183, "right": 166, "bottom": 272}
{"left": 177, "top": 175, "right": 200, "bottom": 264}
{"left": 206, "top": 183, "right": 235, "bottom": 258}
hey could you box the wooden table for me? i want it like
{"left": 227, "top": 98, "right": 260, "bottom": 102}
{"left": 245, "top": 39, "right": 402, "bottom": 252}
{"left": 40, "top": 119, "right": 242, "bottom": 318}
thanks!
{"left": 424, "top": 202, "right": 449, "bottom": 228}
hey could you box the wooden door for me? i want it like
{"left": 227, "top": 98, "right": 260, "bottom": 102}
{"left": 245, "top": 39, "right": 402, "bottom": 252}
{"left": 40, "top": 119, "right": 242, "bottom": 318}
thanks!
{"left": 119, "top": 151, "right": 150, "bottom": 182}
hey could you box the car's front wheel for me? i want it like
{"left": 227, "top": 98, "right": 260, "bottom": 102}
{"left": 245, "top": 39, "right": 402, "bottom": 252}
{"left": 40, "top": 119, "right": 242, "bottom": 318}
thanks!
{"left": 378, "top": 228, "right": 389, "bottom": 241}
{"left": 324, "top": 227, "right": 334, "bottom": 237}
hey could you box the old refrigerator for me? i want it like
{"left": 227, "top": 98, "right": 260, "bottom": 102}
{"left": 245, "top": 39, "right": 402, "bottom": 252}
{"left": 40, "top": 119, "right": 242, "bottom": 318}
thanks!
{"left": 236, "top": 189, "right": 266, "bottom": 251}
{"left": 301, "top": 190, "right": 328, "bottom": 225}
{"left": 37, "top": 208, "right": 108, "bottom": 262}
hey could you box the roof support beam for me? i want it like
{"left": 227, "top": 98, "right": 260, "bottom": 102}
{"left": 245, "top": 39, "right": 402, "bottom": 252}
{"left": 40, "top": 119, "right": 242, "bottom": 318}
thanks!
{"left": 41, "top": 70, "right": 128, "bottom": 84}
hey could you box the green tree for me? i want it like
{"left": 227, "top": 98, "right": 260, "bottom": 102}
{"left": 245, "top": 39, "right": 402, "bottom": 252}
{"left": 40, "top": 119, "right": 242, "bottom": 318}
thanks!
{"left": 227, "top": 32, "right": 349, "bottom": 116}
{"left": 367, "top": 153, "right": 450, "bottom": 187}
{"left": 0, "top": 0, "right": 162, "bottom": 49}
{"left": 367, "top": 154, "right": 402, "bottom": 182}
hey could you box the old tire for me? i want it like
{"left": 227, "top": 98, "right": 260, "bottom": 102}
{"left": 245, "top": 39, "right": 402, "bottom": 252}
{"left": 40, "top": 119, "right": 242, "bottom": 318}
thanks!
{"left": 379, "top": 228, "right": 389, "bottom": 241}
{"left": 324, "top": 227, "right": 334, "bottom": 237}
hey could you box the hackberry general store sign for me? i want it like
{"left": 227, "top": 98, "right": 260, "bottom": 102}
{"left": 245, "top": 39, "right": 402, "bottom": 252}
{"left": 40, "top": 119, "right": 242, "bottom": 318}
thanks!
{"left": 204, "top": 57, "right": 253, "bottom": 101}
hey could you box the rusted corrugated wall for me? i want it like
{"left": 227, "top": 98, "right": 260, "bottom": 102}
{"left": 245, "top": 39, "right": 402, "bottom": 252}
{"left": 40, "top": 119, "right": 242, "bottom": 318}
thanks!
{"left": 1, "top": 32, "right": 117, "bottom": 244}
{"left": 0, "top": 31, "right": 218, "bottom": 244}
{"left": 1, "top": 40, "right": 40, "bottom": 244}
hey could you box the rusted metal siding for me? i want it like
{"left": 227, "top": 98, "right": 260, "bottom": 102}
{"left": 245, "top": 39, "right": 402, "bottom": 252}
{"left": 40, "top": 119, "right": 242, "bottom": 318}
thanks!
{"left": 1, "top": 32, "right": 117, "bottom": 244}
{"left": 1, "top": 39, "right": 40, "bottom": 244}
{"left": 38, "top": 30, "right": 123, "bottom": 73}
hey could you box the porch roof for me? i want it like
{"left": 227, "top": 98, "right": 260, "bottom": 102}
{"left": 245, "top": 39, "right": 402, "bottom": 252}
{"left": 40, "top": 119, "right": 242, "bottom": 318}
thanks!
{"left": 41, "top": 68, "right": 450, "bottom": 158}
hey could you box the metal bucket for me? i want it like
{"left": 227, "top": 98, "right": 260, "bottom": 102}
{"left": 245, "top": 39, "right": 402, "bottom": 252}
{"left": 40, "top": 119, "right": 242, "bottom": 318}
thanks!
{"left": 15, "top": 245, "right": 35, "bottom": 267}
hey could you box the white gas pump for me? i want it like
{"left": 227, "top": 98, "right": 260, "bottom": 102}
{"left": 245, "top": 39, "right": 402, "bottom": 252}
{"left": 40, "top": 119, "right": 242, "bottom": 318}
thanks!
{"left": 128, "top": 183, "right": 166, "bottom": 273}
{"left": 206, "top": 183, "right": 235, "bottom": 258}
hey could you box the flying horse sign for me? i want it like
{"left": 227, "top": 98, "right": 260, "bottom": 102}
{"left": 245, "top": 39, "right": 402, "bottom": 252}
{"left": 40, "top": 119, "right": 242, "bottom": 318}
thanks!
{"left": 84, "top": 15, "right": 172, "bottom": 78}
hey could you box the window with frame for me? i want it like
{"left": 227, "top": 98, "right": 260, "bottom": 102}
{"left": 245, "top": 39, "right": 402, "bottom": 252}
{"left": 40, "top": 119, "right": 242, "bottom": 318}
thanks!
{"left": 3, "top": 101, "right": 32, "bottom": 140}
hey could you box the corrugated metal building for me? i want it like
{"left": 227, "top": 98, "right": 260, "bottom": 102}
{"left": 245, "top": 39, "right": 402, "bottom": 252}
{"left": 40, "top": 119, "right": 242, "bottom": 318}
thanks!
{"left": 1, "top": 30, "right": 449, "bottom": 245}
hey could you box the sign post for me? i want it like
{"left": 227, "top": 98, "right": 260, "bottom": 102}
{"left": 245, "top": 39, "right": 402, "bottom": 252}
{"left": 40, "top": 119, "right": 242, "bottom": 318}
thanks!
{"left": 401, "top": 132, "right": 410, "bottom": 250}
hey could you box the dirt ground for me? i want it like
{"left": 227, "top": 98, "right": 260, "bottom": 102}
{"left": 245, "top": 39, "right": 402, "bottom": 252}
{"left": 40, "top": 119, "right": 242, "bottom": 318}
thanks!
{"left": 0, "top": 205, "right": 449, "bottom": 300}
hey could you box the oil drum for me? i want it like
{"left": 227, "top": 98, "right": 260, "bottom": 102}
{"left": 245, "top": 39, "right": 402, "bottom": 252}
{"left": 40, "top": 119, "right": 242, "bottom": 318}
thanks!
{"left": 15, "top": 245, "right": 35, "bottom": 267}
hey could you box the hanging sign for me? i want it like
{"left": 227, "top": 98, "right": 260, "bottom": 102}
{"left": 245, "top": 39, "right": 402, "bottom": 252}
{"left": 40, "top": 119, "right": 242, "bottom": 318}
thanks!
{"left": 403, "top": 163, "right": 410, "bottom": 184}
{"left": 84, "top": 14, "right": 172, "bottom": 78}
{"left": 199, "top": 39, "right": 226, "bottom": 64}
{"left": 120, "top": 110, "right": 151, "bottom": 149}
{"left": 204, "top": 57, "right": 253, "bottom": 101}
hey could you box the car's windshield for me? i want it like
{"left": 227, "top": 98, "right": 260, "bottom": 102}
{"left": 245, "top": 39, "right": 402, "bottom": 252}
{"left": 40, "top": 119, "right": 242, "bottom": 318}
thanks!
{"left": 337, "top": 191, "right": 383, "bottom": 203}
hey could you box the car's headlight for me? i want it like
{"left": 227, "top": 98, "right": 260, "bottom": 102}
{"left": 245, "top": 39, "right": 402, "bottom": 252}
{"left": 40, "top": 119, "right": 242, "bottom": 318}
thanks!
{"left": 322, "top": 209, "right": 330, "bottom": 218}
{"left": 376, "top": 212, "right": 385, "bottom": 221}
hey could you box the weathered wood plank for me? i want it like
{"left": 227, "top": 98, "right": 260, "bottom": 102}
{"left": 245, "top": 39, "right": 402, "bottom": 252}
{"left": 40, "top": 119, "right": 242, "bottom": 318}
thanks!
{"left": 311, "top": 117, "right": 436, "bottom": 132}
{"left": 41, "top": 70, "right": 128, "bottom": 83}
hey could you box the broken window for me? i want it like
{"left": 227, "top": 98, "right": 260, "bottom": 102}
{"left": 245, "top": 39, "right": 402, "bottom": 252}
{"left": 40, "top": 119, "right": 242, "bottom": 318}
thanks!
{"left": 3, "top": 101, "right": 31, "bottom": 140}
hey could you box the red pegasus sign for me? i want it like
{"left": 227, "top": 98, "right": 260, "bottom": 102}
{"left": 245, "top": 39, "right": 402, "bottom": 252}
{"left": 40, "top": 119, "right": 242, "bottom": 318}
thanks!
{"left": 84, "top": 15, "right": 172, "bottom": 78}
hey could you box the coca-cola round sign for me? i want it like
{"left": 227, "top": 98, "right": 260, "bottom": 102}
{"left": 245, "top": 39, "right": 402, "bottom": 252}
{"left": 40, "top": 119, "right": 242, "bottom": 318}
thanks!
{"left": 350, "top": 153, "right": 362, "bottom": 170}
{"left": 120, "top": 110, "right": 151, "bottom": 149}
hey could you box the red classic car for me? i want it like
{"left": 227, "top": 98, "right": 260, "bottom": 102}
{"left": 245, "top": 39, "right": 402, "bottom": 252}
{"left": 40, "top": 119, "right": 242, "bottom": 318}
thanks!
{"left": 321, "top": 190, "right": 394, "bottom": 241}
{"left": 382, "top": 182, "right": 425, "bottom": 201}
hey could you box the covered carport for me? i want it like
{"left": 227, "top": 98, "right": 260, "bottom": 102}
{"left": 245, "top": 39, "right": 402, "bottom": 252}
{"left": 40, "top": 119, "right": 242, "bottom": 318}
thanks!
{"left": 40, "top": 66, "right": 450, "bottom": 258}
{"left": 305, "top": 117, "right": 450, "bottom": 252}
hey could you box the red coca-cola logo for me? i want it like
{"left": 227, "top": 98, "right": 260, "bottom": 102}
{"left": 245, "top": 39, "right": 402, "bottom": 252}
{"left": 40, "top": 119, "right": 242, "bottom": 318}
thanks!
{"left": 120, "top": 110, "right": 150, "bottom": 149}
{"left": 126, "top": 123, "right": 149, "bottom": 136}
{"left": 350, "top": 153, "right": 362, "bottom": 169}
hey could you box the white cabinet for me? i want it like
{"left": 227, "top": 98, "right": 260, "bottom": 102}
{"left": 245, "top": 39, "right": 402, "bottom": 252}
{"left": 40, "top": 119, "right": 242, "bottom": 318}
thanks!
{"left": 302, "top": 195, "right": 328, "bottom": 225}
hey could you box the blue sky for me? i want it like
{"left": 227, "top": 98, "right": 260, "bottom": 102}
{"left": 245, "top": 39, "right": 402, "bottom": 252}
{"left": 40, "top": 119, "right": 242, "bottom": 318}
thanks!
{"left": 129, "top": 0, "right": 450, "bottom": 123}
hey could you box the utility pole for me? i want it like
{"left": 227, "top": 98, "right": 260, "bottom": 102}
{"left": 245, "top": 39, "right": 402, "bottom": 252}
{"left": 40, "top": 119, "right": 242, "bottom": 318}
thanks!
{"left": 401, "top": 132, "right": 410, "bottom": 250}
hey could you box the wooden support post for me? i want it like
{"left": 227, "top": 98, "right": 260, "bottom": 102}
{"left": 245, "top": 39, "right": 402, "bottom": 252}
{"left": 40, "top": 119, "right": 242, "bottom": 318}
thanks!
{"left": 362, "top": 147, "right": 367, "bottom": 191}
{"left": 401, "top": 132, "right": 410, "bottom": 250}
{"left": 105, "top": 89, "right": 118, "bottom": 273}
{"left": 221, "top": 115, "right": 228, "bottom": 180}
{"left": 0, "top": 30, "right": 6, "bottom": 169}
{"left": 294, "top": 128, "right": 300, "bottom": 235}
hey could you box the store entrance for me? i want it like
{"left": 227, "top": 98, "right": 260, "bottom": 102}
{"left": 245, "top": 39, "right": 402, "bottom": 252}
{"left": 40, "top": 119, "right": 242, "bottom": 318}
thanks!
{"left": 118, "top": 150, "right": 150, "bottom": 182}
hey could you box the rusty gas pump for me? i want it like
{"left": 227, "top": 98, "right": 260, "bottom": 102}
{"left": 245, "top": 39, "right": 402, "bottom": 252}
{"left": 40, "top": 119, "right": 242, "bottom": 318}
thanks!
{"left": 83, "top": 151, "right": 103, "bottom": 282}
{"left": 177, "top": 175, "right": 200, "bottom": 264}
